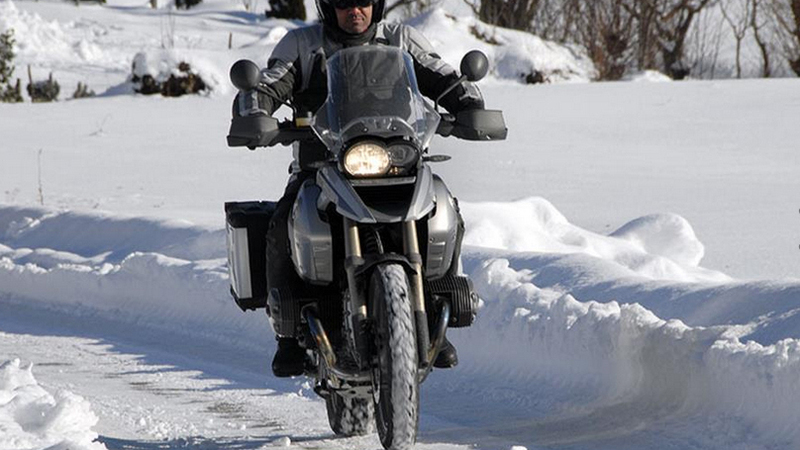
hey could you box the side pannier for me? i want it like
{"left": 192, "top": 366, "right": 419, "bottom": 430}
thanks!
{"left": 224, "top": 201, "right": 276, "bottom": 311}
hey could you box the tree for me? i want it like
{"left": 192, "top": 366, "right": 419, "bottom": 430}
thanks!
{"left": 720, "top": 0, "right": 752, "bottom": 78}
{"left": 563, "top": 0, "right": 636, "bottom": 80}
{"left": 465, "top": 0, "right": 543, "bottom": 32}
{"left": 769, "top": 0, "right": 800, "bottom": 76}
{"left": 685, "top": 4, "right": 724, "bottom": 78}
{"left": 749, "top": 0, "right": 772, "bottom": 77}
{"left": 624, "top": 0, "right": 717, "bottom": 79}
{"left": 385, "top": 0, "right": 433, "bottom": 18}
{"left": 0, "top": 28, "right": 23, "bottom": 103}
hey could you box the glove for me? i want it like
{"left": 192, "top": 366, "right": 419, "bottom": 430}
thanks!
{"left": 233, "top": 89, "right": 271, "bottom": 117}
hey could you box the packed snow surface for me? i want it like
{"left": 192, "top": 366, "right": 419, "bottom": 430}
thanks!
{"left": 0, "top": 358, "right": 107, "bottom": 450}
{"left": 2, "top": 0, "right": 800, "bottom": 449}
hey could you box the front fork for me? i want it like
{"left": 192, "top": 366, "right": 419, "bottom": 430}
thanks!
{"left": 343, "top": 218, "right": 432, "bottom": 370}
{"left": 343, "top": 217, "right": 370, "bottom": 367}
{"left": 402, "top": 220, "right": 432, "bottom": 369}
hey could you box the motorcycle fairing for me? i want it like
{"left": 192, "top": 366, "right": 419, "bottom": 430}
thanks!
{"left": 425, "top": 175, "right": 460, "bottom": 279}
{"left": 290, "top": 180, "right": 334, "bottom": 284}
{"left": 316, "top": 164, "right": 436, "bottom": 224}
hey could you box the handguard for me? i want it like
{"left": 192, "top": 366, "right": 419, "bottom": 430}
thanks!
{"left": 227, "top": 114, "right": 280, "bottom": 148}
{"left": 437, "top": 109, "right": 508, "bottom": 141}
{"left": 227, "top": 115, "right": 317, "bottom": 148}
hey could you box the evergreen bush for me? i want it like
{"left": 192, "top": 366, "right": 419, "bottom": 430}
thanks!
{"left": 1, "top": 28, "right": 23, "bottom": 103}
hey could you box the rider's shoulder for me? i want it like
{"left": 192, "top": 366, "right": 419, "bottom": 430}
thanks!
{"left": 283, "top": 23, "right": 324, "bottom": 39}
{"left": 377, "top": 22, "right": 411, "bottom": 39}
{"left": 276, "top": 23, "right": 325, "bottom": 47}
{"left": 376, "top": 22, "right": 422, "bottom": 47}
{"left": 375, "top": 22, "right": 428, "bottom": 47}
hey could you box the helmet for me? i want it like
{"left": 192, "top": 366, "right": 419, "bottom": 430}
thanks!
{"left": 315, "top": 0, "right": 385, "bottom": 31}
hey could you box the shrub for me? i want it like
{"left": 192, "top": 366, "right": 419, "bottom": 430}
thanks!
{"left": 0, "top": 28, "right": 23, "bottom": 103}
{"left": 161, "top": 61, "right": 207, "bottom": 97}
{"left": 131, "top": 53, "right": 208, "bottom": 97}
{"left": 175, "top": 0, "right": 202, "bottom": 9}
{"left": 73, "top": 82, "right": 96, "bottom": 99}
{"left": 27, "top": 69, "right": 60, "bottom": 102}
{"left": 265, "top": 0, "right": 306, "bottom": 20}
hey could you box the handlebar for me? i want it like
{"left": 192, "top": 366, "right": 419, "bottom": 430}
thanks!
{"left": 227, "top": 115, "right": 316, "bottom": 149}
{"left": 270, "top": 120, "right": 317, "bottom": 147}
{"left": 436, "top": 110, "right": 508, "bottom": 141}
{"left": 227, "top": 110, "right": 507, "bottom": 149}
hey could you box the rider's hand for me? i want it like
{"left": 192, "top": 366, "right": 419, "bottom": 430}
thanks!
{"left": 233, "top": 89, "right": 270, "bottom": 117}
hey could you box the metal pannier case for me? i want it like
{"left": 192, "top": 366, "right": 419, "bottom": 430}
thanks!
{"left": 224, "top": 201, "right": 276, "bottom": 311}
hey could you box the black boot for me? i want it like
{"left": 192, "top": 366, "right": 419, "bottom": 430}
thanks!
{"left": 272, "top": 337, "right": 306, "bottom": 377}
{"left": 433, "top": 336, "right": 458, "bottom": 368}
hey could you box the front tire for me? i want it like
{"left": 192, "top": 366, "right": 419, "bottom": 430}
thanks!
{"left": 371, "top": 264, "right": 419, "bottom": 450}
{"left": 326, "top": 392, "right": 374, "bottom": 436}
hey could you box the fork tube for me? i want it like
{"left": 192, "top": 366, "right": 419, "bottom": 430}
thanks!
{"left": 343, "top": 217, "right": 368, "bottom": 365}
{"left": 403, "top": 220, "right": 431, "bottom": 368}
{"left": 344, "top": 218, "right": 365, "bottom": 315}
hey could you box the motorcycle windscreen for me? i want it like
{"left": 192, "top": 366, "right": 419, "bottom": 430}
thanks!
{"left": 312, "top": 46, "right": 440, "bottom": 150}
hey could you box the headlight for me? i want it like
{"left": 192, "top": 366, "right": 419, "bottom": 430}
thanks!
{"left": 387, "top": 143, "right": 418, "bottom": 167}
{"left": 386, "top": 143, "right": 420, "bottom": 176}
{"left": 343, "top": 142, "right": 391, "bottom": 177}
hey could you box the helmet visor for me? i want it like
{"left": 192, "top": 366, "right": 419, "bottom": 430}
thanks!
{"left": 332, "top": 0, "right": 372, "bottom": 8}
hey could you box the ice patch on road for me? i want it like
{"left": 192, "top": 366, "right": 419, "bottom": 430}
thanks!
{"left": 0, "top": 359, "right": 107, "bottom": 450}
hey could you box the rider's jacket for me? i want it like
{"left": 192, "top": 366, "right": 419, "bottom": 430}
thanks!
{"left": 257, "top": 22, "right": 484, "bottom": 119}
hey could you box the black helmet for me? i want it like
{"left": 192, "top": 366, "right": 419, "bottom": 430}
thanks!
{"left": 316, "top": 0, "right": 385, "bottom": 31}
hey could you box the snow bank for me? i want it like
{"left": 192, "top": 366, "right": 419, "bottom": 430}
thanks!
{"left": 2, "top": 200, "right": 800, "bottom": 448}
{"left": 461, "top": 197, "right": 728, "bottom": 283}
{"left": 0, "top": 359, "right": 107, "bottom": 450}
{"left": 0, "top": 205, "right": 266, "bottom": 351}
{"left": 624, "top": 70, "right": 673, "bottom": 82}
{"left": 0, "top": 0, "right": 124, "bottom": 74}
{"left": 407, "top": 8, "right": 595, "bottom": 83}
{"left": 457, "top": 257, "right": 800, "bottom": 447}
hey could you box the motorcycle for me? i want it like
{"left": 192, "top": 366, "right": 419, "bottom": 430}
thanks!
{"left": 224, "top": 46, "right": 506, "bottom": 450}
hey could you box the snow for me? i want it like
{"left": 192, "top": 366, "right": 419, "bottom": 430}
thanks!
{"left": 462, "top": 198, "right": 728, "bottom": 283}
{"left": 1, "top": 0, "right": 800, "bottom": 449}
{"left": 0, "top": 359, "right": 107, "bottom": 450}
{"left": 406, "top": 9, "right": 595, "bottom": 83}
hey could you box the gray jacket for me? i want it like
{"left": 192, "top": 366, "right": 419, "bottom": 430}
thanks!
{"left": 255, "top": 22, "right": 484, "bottom": 117}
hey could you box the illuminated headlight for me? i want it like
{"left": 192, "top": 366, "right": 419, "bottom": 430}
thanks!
{"left": 343, "top": 142, "right": 391, "bottom": 177}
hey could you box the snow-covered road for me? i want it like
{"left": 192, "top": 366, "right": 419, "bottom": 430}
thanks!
{"left": 0, "top": 296, "right": 469, "bottom": 450}
{"left": 3, "top": 0, "right": 800, "bottom": 448}
{"left": 2, "top": 203, "right": 799, "bottom": 450}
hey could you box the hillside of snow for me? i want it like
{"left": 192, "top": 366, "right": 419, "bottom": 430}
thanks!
{"left": 2, "top": 0, "right": 800, "bottom": 449}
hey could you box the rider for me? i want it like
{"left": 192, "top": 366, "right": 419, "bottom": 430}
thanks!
{"left": 237, "top": 0, "right": 485, "bottom": 377}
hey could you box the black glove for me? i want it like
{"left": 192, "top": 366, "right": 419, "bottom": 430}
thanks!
{"left": 232, "top": 89, "right": 271, "bottom": 117}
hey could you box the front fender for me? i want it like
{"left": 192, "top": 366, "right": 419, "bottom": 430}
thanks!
{"left": 316, "top": 164, "right": 436, "bottom": 224}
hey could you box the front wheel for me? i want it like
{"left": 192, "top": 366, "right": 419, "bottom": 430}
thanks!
{"left": 325, "top": 391, "right": 374, "bottom": 436}
{"left": 370, "top": 264, "right": 419, "bottom": 450}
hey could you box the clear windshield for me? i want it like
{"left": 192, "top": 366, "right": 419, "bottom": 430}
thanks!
{"left": 312, "top": 46, "right": 440, "bottom": 151}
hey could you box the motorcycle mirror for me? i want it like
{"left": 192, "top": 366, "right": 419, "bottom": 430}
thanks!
{"left": 230, "top": 59, "right": 261, "bottom": 91}
{"left": 460, "top": 50, "right": 489, "bottom": 82}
